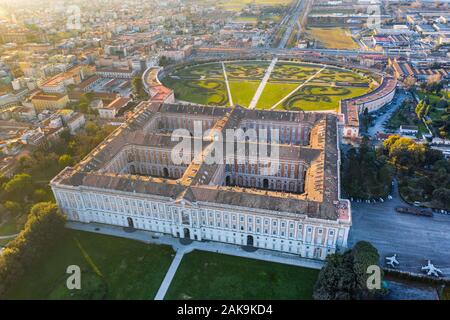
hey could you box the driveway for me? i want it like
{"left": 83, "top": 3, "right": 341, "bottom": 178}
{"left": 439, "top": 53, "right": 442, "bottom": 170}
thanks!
{"left": 348, "top": 181, "right": 450, "bottom": 278}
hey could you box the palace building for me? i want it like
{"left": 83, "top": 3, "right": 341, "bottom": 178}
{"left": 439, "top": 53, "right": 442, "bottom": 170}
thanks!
{"left": 51, "top": 102, "right": 351, "bottom": 260}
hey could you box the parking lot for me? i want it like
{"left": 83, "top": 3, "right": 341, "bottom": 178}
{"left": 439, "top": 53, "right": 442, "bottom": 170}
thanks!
{"left": 368, "top": 89, "right": 411, "bottom": 137}
{"left": 348, "top": 182, "right": 450, "bottom": 278}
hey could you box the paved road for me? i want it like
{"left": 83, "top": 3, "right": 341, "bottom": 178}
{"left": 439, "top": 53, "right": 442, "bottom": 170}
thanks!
{"left": 277, "top": 0, "right": 306, "bottom": 49}
{"left": 367, "top": 90, "right": 411, "bottom": 137}
{"left": 348, "top": 182, "right": 450, "bottom": 279}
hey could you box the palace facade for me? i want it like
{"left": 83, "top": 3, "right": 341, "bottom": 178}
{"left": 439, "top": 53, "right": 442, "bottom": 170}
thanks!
{"left": 51, "top": 102, "right": 351, "bottom": 260}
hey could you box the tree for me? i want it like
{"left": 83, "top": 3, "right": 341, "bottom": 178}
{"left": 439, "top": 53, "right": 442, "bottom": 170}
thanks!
{"left": 415, "top": 100, "right": 426, "bottom": 119}
{"left": 132, "top": 76, "right": 148, "bottom": 100}
{"left": 361, "top": 108, "right": 371, "bottom": 132}
{"left": 342, "top": 140, "right": 393, "bottom": 199}
{"left": 158, "top": 56, "right": 173, "bottom": 67}
{"left": 313, "top": 241, "right": 382, "bottom": 300}
{"left": 32, "top": 189, "right": 51, "bottom": 203}
{"left": 3, "top": 201, "right": 21, "bottom": 216}
{"left": 3, "top": 173, "right": 34, "bottom": 202}
{"left": 58, "top": 154, "right": 74, "bottom": 168}
{"left": 403, "top": 76, "right": 416, "bottom": 90}
{"left": 0, "top": 202, "right": 66, "bottom": 297}
{"left": 384, "top": 136, "right": 425, "bottom": 167}
{"left": 436, "top": 98, "right": 448, "bottom": 110}
{"left": 432, "top": 188, "right": 450, "bottom": 209}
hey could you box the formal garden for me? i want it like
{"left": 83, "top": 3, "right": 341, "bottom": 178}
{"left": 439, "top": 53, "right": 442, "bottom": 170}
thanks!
{"left": 161, "top": 60, "right": 374, "bottom": 111}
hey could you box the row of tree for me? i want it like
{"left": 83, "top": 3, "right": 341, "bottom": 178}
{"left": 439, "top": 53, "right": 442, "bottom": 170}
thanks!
{"left": 0, "top": 202, "right": 66, "bottom": 297}
{"left": 342, "top": 138, "right": 393, "bottom": 199}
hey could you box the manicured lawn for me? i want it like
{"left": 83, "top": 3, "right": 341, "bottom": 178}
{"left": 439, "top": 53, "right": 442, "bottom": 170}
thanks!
{"left": 229, "top": 80, "right": 261, "bottom": 107}
{"left": 257, "top": 82, "right": 299, "bottom": 109}
{"left": 163, "top": 77, "right": 229, "bottom": 106}
{"left": 306, "top": 27, "right": 359, "bottom": 50}
{"left": 162, "top": 60, "right": 374, "bottom": 111}
{"left": 4, "top": 229, "right": 174, "bottom": 299}
{"left": 279, "top": 85, "right": 369, "bottom": 111}
{"left": 225, "top": 61, "right": 269, "bottom": 80}
{"left": 165, "top": 250, "right": 319, "bottom": 300}
{"left": 270, "top": 62, "right": 323, "bottom": 82}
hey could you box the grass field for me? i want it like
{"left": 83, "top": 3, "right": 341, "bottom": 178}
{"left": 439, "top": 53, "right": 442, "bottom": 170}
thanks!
{"left": 306, "top": 27, "right": 359, "bottom": 50}
{"left": 165, "top": 250, "right": 319, "bottom": 300}
{"left": 162, "top": 60, "right": 373, "bottom": 111}
{"left": 4, "top": 229, "right": 174, "bottom": 299}
{"left": 257, "top": 82, "right": 299, "bottom": 109}
{"left": 229, "top": 80, "right": 261, "bottom": 106}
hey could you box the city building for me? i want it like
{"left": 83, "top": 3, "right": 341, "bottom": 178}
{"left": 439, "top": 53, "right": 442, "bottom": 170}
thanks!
{"left": 98, "top": 97, "right": 131, "bottom": 119}
{"left": 31, "top": 91, "right": 69, "bottom": 111}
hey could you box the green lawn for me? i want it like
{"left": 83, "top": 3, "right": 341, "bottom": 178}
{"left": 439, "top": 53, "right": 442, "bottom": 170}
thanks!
{"left": 270, "top": 62, "right": 323, "bottom": 82}
{"left": 257, "top": 82, "right": 299, "bottom": 109}
{"left": 163, "top": 77, "right": 229, "bottom": 106}
{"left": 229, "top": 80, "right": 261, "bottom": 107}
{"left": 4, "top": 229, "right": 174, "bottom": 299}
{"left": 165, "top": 250, "right": 319, "bottom": 300}
{"left": 279, "top": 85, "right": 369, "bottom": 112}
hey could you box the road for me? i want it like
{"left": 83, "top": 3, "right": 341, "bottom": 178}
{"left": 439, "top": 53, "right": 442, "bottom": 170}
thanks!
{"left": 367, "top": 89, "right": 411, "bottom": 137}
{"left": 277, "top": 0, "right": 308, "bottom": 49}
{"left": 348, "top": 181, "right": 450, "bottom": 279}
